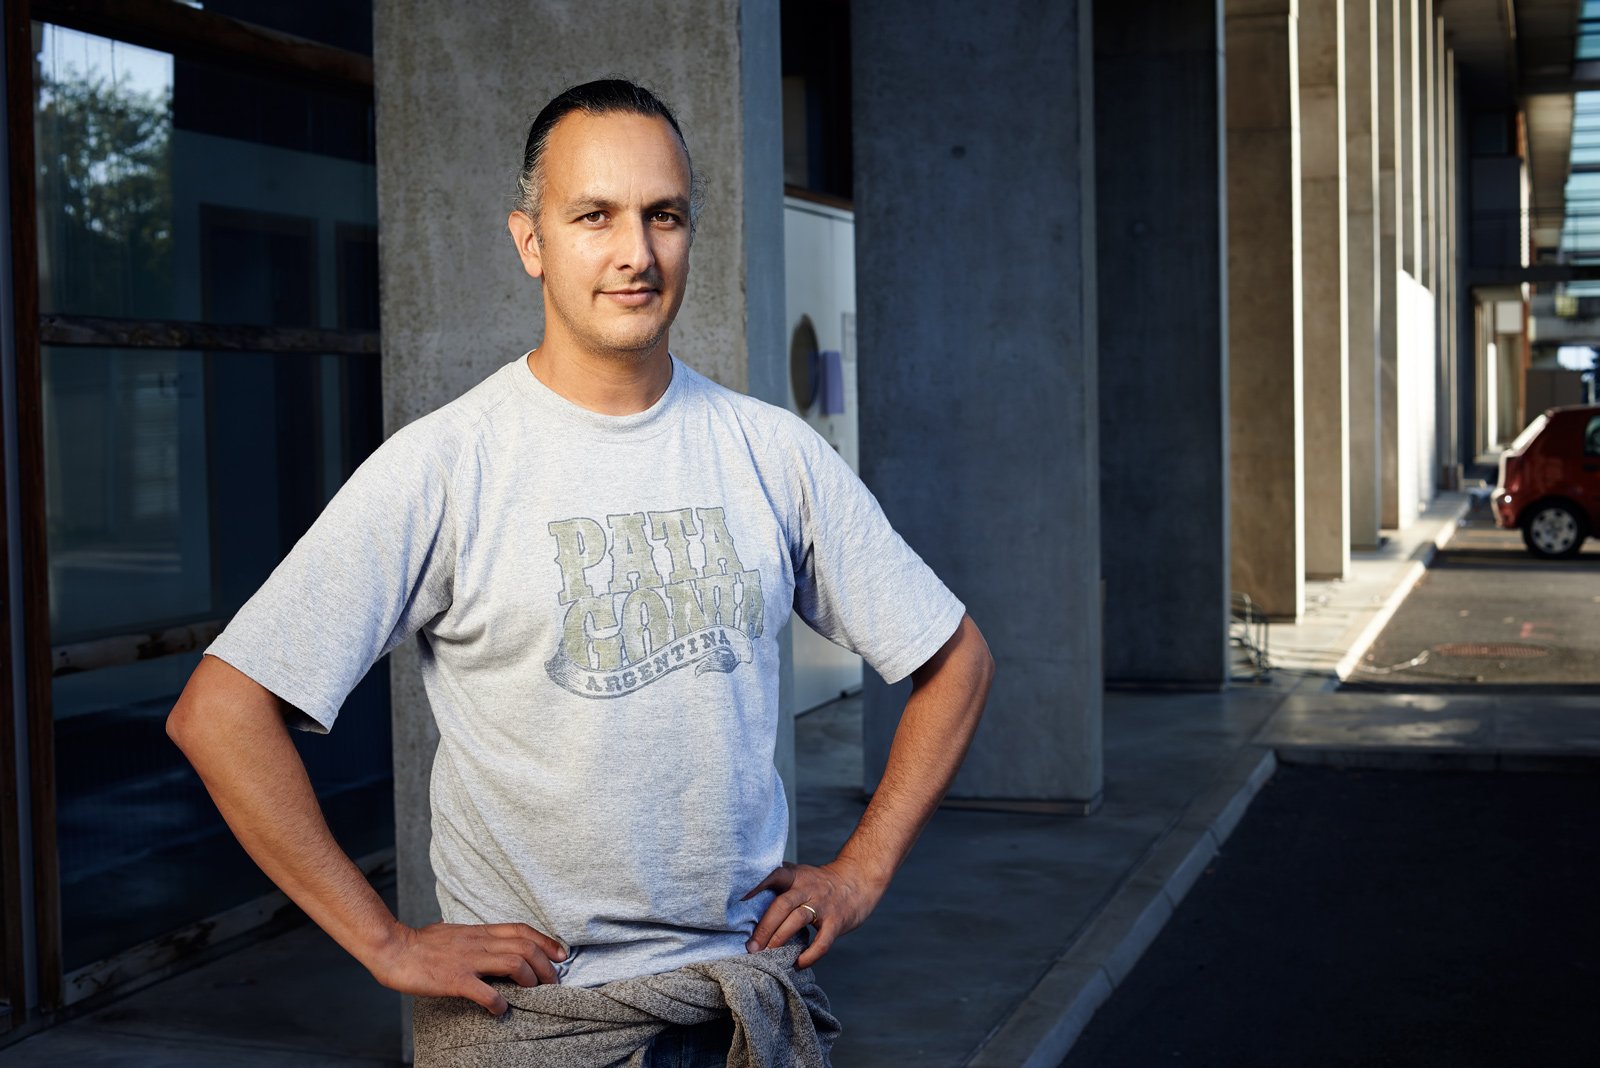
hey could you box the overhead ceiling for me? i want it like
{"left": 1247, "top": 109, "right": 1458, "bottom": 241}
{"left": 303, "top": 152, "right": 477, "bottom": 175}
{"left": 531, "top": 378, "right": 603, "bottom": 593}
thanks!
{"left": 1440, "top": 0, "right": 1580, "bottom": 94}
{"left": 1442, "top": 0, "right": 1581, "bottom": 252}
{"left": 1439, "top": 0, "right": 1519, "bottom": 105}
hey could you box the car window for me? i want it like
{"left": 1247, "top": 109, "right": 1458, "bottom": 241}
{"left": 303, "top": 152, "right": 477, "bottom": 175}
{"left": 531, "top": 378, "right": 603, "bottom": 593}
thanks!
{"left": 1586, "top": 415, "right": 1600, "bottom": 458}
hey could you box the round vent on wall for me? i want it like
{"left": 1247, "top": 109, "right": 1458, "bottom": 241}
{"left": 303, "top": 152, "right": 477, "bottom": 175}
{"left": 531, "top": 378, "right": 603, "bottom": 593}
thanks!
{"left": 790, "top": 315, "right": 818, "bottom": 412}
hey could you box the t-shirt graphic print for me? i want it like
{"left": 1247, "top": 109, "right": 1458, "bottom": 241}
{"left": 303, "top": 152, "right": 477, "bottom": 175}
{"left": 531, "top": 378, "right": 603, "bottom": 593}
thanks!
{"left": 546, "top": 507, "right": 764, "bottom": 698}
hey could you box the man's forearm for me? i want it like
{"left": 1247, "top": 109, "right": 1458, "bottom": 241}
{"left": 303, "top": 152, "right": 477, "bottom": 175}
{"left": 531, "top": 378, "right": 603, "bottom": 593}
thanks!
{"left": 166, "top": 655, "right": 399, "bottom": 965}
{"left": 835, "top": 613, "right": 994, "bottom": 888}
{"left": 745, "top": 613, "right": 993, "bottom": 965}
{"left": 169, "top": 656, "right": 565, "bottom": 1012}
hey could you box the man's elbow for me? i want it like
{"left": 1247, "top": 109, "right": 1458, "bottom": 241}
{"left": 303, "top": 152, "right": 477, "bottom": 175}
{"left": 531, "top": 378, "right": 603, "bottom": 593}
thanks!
{"left": 912, "top": 614, "right": 996, "bottom": 702}
{"left": 165, "top": 655, "right": 273, "bottom": 755}
{"left": 967, "top": 620, "right": 997, "bottom": 704}
{"left": 166, "top": 681, "right": 206, "bottom": 754}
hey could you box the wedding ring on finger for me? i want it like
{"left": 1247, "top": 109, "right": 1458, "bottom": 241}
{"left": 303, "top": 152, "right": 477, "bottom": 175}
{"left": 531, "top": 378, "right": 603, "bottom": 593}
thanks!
{"left": 798, "top": 903, "right": 818, "bottom": 926}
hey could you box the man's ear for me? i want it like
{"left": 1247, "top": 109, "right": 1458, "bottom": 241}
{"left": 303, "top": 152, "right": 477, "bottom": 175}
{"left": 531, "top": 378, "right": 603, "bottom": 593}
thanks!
{"left": 508, "top": 211, "right": 544, "bottom": 279}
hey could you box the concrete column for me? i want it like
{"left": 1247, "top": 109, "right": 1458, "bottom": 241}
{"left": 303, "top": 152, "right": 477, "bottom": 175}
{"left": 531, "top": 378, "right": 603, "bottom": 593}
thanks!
{"left": 1448, "top": 50, "right": 1466, "bottom": 475}
{"left": 856, "top": 0, "right": 1102, "bottom": 806}
{"left": 374, "top": 0, "right": 786, "bottom": 1052}
{"left": 1227, "top": 0, "right": 1304, "bottom": 619}
{"left": 1432, "top": 19, "right": 1452, "bottom": 488}
{"left": 1346, "top": 0, "right": 1382, "bottom": 550}
{"left": 1300, "top": 0, "right": 1348, "bottom": 581}
{"left": 1095, "top": 1, "right": 1229, "bottom": 686}
{"left": 1408, "top": 0, "right": 1437, "bottom": 511}
{"left": 1377, "top": 0, "right": 1403, "bottom": 528}
{"left": 1399, "top": 0, "right": 1420, "bottom": 278}
{"left": 1427, "top": 0, "right": 1440, "bottom": 287}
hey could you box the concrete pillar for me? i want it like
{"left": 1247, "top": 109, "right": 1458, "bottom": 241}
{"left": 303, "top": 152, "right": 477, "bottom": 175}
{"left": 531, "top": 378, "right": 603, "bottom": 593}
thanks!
{"left": 1227, "top": 0, "right": 1304, "bottom": 620}
{"left": 1432, "top": 19, "right": 1452, "bottom": 488}
{"left": 1408, "top": 0, "right": 1437, "bottom": 511}
{"left": 1300, "top": 0, "right": 1348, "bottom": 581}
{"left": 1095, "top": 1, "right": 1229, "bottom": 686}
{"left": 1377, "top": 0, "right": 1403, "bottom": 528}
{"left": 374, "top": 0, "right": 786, "bottom": 1052}
{"left": 856, "top": 0, "right": 1102, "bottom": 806}
{"left": 1346, "top": 0, "right": 1382, "bottom": 550}
{"left": 1427, "top": 0, "right": 1440, "bottom": 287}
{"left": 1447, "top": 50, "right": 1465, "bottom": 475}
{"left": 1399, "top": 0, "right": 1420, "bottom": 278}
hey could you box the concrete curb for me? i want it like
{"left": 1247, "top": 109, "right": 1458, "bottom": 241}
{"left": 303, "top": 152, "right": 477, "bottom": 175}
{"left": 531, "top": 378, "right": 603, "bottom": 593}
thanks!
{"left": 965, "top": 747, "right": 1278, "bottom": 1068}
{"left": 1331, "top": 495, "right": 1472, "bottom": 682}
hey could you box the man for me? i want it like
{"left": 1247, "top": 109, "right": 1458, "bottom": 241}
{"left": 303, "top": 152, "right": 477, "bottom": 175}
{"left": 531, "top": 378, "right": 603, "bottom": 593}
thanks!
{"left": 168, "top": 79, "right": 993, "bottom": 1065}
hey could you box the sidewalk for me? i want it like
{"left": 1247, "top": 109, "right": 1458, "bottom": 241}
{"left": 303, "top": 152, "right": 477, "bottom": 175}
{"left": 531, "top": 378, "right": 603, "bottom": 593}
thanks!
{"left": 4, "top": 492, "right": 1513, "bottom": 1067}
{"left": 1267, "top": 492, "right": 1471, "bottom": 680}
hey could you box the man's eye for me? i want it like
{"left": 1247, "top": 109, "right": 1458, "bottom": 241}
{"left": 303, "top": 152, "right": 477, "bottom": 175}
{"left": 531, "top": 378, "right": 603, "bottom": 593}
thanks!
{"left": 580, "top": 211, "right": 606, "bottom": 223}
{"left": 653, "top": 212, "right": 682, "bottom": 226}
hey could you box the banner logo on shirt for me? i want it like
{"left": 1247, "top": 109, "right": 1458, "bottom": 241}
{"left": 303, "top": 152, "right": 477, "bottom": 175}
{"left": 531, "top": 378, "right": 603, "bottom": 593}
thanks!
{"left": 544, "top": 507, "right": 764, "bottom": 699}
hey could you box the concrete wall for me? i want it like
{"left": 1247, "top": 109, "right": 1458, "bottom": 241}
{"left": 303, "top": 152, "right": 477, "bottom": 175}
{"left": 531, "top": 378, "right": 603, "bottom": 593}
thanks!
{"left": 374, "top": 0, "right": 786, "bottom": 1049}
{"left": 855, "top": 0, "right": 1102, "bottom": 805}
{"left": 1226, "top": 0, "right": 1304, "bottom": 620}
{"left": 1095, "top": 0, "right": 1230, "bottom": 687}
{"left": 1397, "top": 269, "right": 1434, "bottom": 526}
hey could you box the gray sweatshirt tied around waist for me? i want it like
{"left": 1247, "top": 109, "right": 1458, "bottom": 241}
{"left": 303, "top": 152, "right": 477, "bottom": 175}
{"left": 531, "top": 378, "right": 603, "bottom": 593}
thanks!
{"left": 412, "top": 943, "right": 838, "bottom": 1067}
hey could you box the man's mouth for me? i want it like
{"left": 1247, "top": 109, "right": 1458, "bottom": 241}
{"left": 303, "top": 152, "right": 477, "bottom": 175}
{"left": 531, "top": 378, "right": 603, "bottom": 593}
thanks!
{"left": 601, "top": 287, "right": 658, "bottom": 306}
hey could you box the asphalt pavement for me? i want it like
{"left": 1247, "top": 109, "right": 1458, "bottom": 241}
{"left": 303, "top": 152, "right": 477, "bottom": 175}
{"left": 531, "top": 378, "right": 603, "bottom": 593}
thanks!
{"left": 1344, "top": 495, "right": 1600, "bottom": 691}
{"left": 1060, "top": 763, "right": 1600, "bottom": 1068}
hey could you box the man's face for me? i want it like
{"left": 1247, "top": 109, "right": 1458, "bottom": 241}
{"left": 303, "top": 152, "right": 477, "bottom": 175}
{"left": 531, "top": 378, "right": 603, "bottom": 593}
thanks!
{"left": 512, "top": 111, "right": 693, "bottom": 360}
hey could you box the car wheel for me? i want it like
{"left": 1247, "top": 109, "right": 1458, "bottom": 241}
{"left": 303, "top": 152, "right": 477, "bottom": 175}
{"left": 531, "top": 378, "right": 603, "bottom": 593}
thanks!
{"left": 1521, "top": 501, "right": 1586, "bottom": 559}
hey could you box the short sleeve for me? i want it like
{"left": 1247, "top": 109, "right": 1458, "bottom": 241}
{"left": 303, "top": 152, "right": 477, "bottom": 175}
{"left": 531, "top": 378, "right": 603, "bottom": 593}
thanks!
{"left": 781, "top": 418, "right": 965, "bottom": 684}
{"left": 205, "top": 418, "right": 461, "bottom": 732}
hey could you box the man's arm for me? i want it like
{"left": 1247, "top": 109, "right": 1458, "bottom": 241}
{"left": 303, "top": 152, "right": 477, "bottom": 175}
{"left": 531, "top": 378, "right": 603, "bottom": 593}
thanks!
{"left": 744, "top": 612, "right": 994, "bottom": 967}
{"left": 167, "top": 655, "right": 566, "bottom": 1013}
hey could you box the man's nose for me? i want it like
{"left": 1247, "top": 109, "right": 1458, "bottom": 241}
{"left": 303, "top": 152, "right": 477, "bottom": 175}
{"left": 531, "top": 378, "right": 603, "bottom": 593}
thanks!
{"left": 612, "top": 214, "right": 656, "bottom": 274}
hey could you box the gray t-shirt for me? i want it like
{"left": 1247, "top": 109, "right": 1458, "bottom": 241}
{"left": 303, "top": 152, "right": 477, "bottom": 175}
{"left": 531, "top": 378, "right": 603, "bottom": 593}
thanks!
{"left": 207, "top": 354, "right": 965, "bottom": 988}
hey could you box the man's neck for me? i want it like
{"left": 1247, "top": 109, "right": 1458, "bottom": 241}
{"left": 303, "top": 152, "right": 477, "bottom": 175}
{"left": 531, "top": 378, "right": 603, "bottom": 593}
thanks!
{"left": 526, "top": 339, "right": 674, "bottom": 416}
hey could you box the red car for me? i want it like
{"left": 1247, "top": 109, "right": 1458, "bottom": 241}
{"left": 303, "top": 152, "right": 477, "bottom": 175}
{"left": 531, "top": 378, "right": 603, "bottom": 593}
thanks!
{"left": 1493, "top": 404, "right": 1600, "bottom": 558}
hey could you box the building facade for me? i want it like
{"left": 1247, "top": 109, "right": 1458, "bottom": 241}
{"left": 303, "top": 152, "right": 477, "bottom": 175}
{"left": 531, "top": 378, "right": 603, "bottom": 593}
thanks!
{"left": 0, "top": 0, "right": 1572, "bottom": 1045}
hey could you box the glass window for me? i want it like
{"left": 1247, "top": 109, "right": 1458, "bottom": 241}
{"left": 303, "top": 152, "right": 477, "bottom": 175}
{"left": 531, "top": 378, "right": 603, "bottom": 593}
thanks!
{"left": 31, "top": 8, "right": 384, "bottom": 982}
{"left": 33, "top": 16, "right": 382, "bottom": 646}
{"left": 45, "top": 347, "right": 386, "bottom": 971}
{"left": 35, "top": 29, "right": 174, "bottom": 320}
{"left": 1584, "top": 415, "right": 1600, "bottom": 457}
{"left": 54, "top": 649, "right": 392, "bottom": 971}
{"left": 34, "top": 24, "right": 377, "bottom": 324}
{"left": 43, "top": 348, "right": 211, "bottom": 642}
{"left": 43, "top": 345, "right": 381, "bottom": 639}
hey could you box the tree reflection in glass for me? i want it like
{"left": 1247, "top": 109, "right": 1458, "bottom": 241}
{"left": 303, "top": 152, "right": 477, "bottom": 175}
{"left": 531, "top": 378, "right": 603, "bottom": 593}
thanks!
{"left": 35, "top": 26, "right": 174, "bottom": 319}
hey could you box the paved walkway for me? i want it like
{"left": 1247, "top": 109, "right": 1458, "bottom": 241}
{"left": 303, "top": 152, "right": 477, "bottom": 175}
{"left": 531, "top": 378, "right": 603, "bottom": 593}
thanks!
{"left": 12, "top": 489, "right": 1576, "bottom": 1067}
{"left": 1265, "top": 492, "right": 1471, "bottom": 680}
